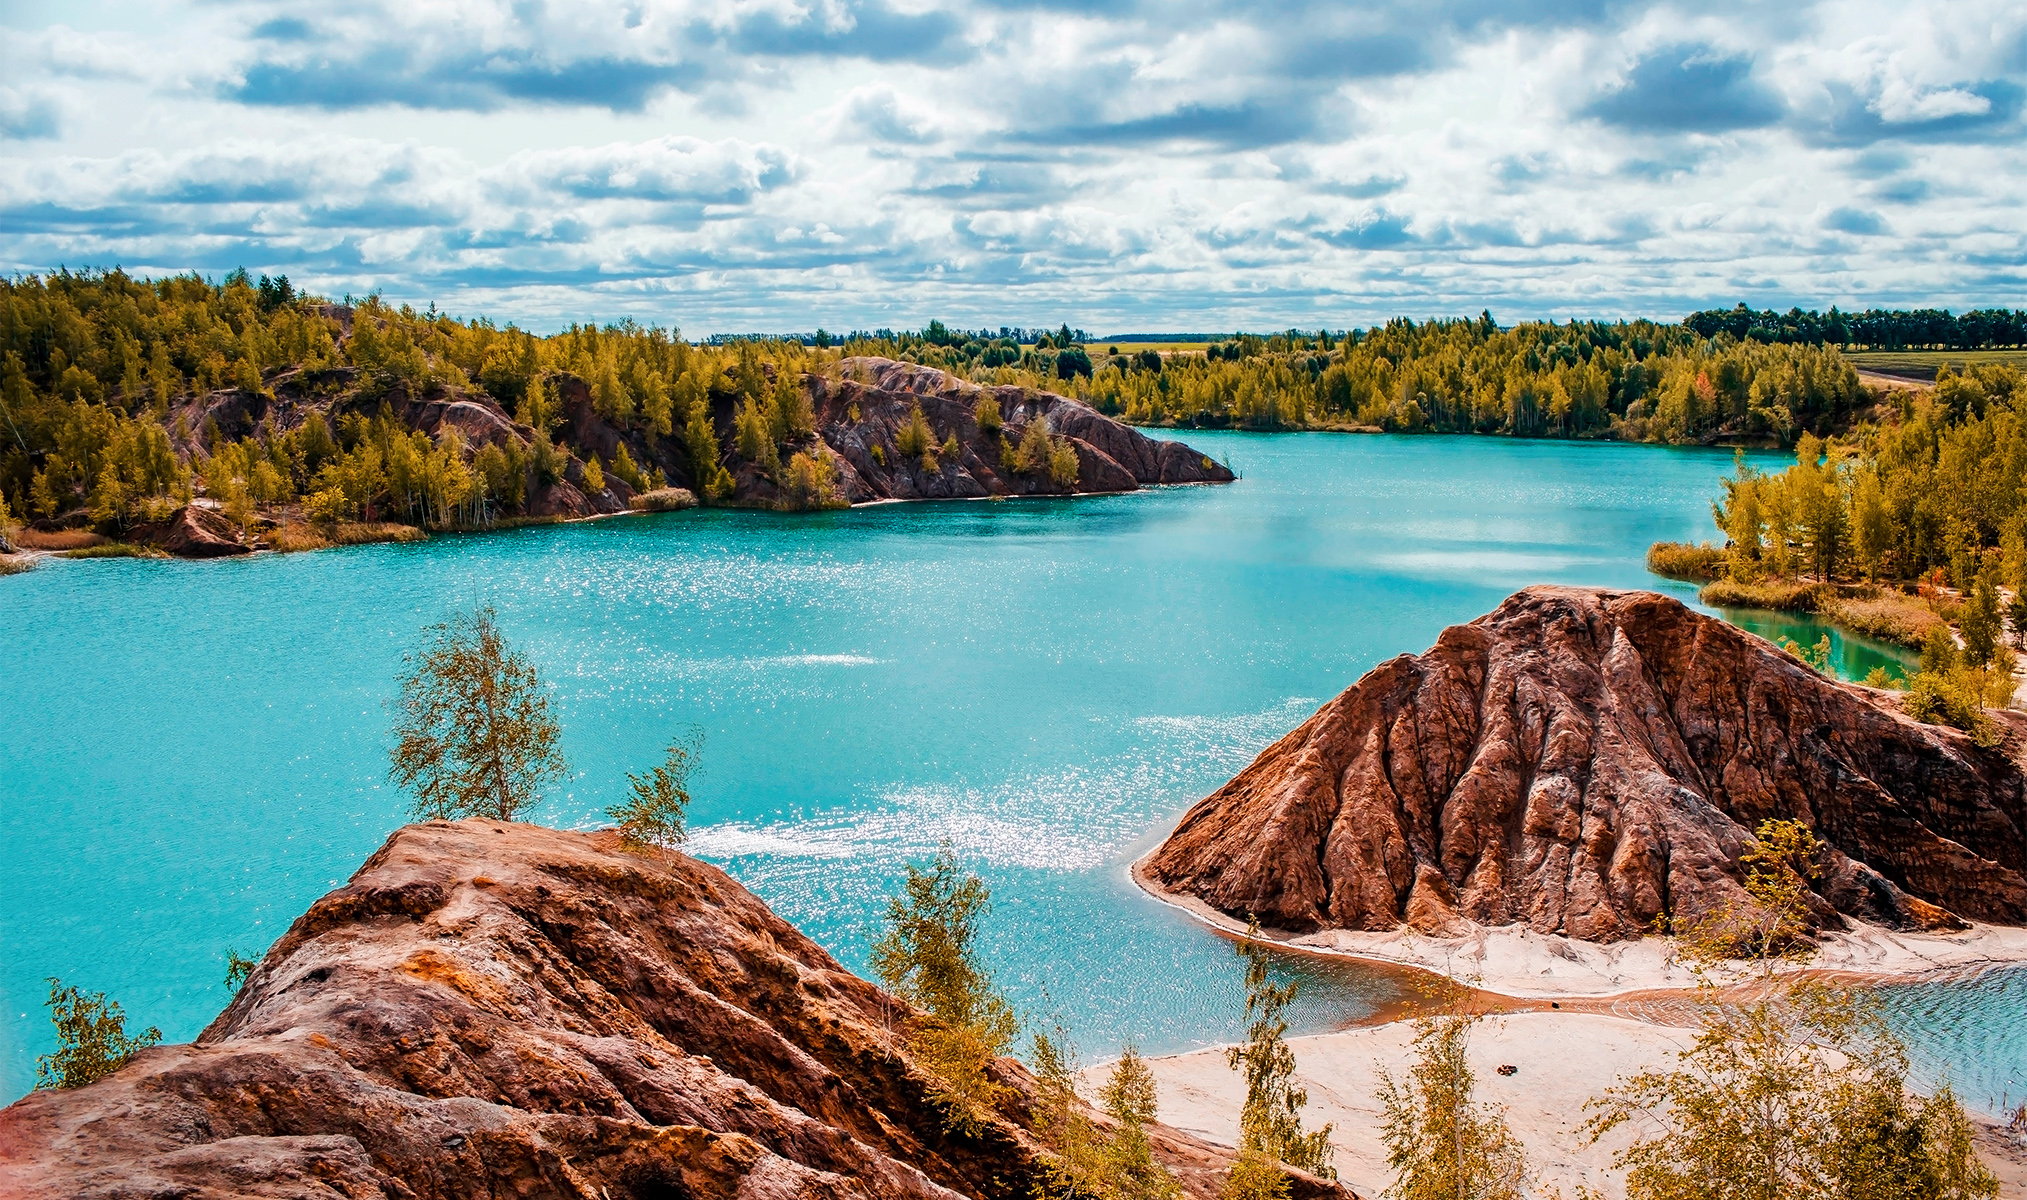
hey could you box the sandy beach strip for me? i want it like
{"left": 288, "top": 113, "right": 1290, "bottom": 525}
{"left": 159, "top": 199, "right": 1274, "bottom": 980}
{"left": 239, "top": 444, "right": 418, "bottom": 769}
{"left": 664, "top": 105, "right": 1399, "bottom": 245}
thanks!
{"left": 1131, "top": 855, "right": 2027, "bottom": 999}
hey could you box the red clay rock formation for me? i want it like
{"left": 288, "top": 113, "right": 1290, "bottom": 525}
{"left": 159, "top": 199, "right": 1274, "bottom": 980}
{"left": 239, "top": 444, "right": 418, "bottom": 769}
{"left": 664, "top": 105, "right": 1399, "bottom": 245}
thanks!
{"left": 1146, "top": 587, "right": 2027, "bottom": 942}
{"left": 806, "top": 358, "right": 1233, "bottom": 504}
{"left": 0, "top": 822, "right": 1348, "bottom": 1200}
{"left": 146, "top": 503, "right": 252, "bottom": 557}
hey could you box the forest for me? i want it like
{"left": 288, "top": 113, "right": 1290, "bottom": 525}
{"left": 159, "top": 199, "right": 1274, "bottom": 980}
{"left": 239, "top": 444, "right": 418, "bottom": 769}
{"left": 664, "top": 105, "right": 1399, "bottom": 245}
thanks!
{"left": 1684, "top": 304, "right": 2027, "bottom": 350}
{"left": 0, "top": 266, "right": 2011, "bottom": 546}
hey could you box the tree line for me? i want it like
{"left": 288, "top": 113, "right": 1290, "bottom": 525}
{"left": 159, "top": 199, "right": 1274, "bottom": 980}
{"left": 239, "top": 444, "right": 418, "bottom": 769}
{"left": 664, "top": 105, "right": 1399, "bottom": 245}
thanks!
{"left": 5, "top": 267, "right": 2017, "bottom": 540}
{"left": 1685, "top": 304, "right": 2027, "bottom": 350}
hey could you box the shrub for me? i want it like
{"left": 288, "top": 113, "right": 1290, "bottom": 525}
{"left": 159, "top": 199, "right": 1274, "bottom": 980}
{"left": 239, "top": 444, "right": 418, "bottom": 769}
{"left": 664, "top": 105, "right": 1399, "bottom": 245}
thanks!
{"left": 1904, "top": 669, "right": 2003, "bottom": 747}
{"left": 331, "top": 522, "right": 426, "bottom": 546}
{"left": 1646, "top": 541, "right": 1728, "bottom": 581}
{"left": 305, "top": 486, "right": 350, "bottom": 525}
{"left": 608, "top": 731, "right": 700, "bottom": 855}
{"left": 36, "top": 978, "right": 160, "bottom": 1089}
{"left": 1586, "top": 983, "right": 1998, "bottom": 1200}
{"left": 1048, "top": 438, "right": 1081, "bottom": 489}
{"left": 224, "top": 948, "right": 260, "bottom": 990}
{"left": 1015, "top": 417, "right": 1053, "bottom": 476}
{"left": 1377, "top": 1013, "right": 1527, "bottom": 1200}
{"left": 12, "top": 528, "right": 107, "bottom": 551}
{"left": 1700, "top": 578, "right": 1829, "bottom": 613}
{"left": 389, "top": 605, "right": 569, "bottom": 822}
{"left": 580, "top": 455, "right": 605, "bottom": 495}
{"left": 1821, "top": 592, "right": 1944, "bottom": 649}
{"left": 60, "top": 542, "right": 166, "bottom": 559}
{"left": 976, "top": 394, "right": 1003, "bottom": 435}
{"left": 870, "top": 848, "right": 1020, "bottom": 1134}
{"left": 1228, "top": 925, "right": 1334, "bottom": 1179}
{"left": 268, "top": 525, "right": 332, "bottom": 553}
{"left": 628, "top": 487, "right": 698, "bottom": 513}
{"left": 1031, "top": 1029, "right": 1182, "bottom": 1200}
{"left": 896, "top": 404, "right": 935, "bottom": 459}
{"left": 779, "top": 451, "right": 845, "bottom": 511}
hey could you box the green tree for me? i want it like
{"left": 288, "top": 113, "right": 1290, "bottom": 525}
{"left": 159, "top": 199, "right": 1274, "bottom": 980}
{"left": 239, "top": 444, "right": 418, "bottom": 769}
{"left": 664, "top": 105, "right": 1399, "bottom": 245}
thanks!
{"left": 1227, "top": 925, "right": 1334, "bottom": 1179}
{"left": 607, "top": 730, "right": 700, "bottom": 854}
{"left": 976, "top": 393, "right": 1003, "bottom": 435}
{"left": 1962, "top": 576, "right": 2001, "bottom": 665}
{"left": 682, "top": 401, "right": 732, "bottom": 500}
{"left": 388, "top": 606, "right": 569, "bottom": 822}
{"left": 1376, "top": 1011, "right": 1528, "bottom": 1200}
{"left": 870, "top": 847, "right": 1020, "bottom": 1133}
{"left": 36, "top": 978, "right": 160, "bottom": 1089}
{"left": 896, "top": 403, "right": 935, "bottom": 462}
{"left": 1585, "top": 984, "right": 1996, "bottom": 1200}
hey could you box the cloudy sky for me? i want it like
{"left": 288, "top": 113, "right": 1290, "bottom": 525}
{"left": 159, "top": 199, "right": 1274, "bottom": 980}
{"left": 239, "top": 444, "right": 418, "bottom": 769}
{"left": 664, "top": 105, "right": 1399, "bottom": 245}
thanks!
{"left": 2, "top": 0, "right": 2022, "bottom": 333}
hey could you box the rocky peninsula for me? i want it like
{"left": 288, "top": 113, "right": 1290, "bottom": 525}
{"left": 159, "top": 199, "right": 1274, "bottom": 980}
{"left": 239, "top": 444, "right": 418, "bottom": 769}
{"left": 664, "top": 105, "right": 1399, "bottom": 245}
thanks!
{"left": 1141, "top": 586, "right": 2027, "bottom": 989}
{"left": 6, "top": 348, "right": 1234, "bottom": 564}
{"left": 0, "top": 821, "right": 1346, "bottom": 1200}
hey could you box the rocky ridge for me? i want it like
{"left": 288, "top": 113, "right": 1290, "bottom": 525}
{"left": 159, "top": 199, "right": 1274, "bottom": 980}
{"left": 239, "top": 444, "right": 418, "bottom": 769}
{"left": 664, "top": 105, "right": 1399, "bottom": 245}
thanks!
{"left": 1146, "top": 587, "right": 2027, "bottom": 943}
{"left": 113, "top": 353, "right": 1231, "bottom": 556}
{"left": 0, "top": 821, "right": 1348, "bottom": 1200}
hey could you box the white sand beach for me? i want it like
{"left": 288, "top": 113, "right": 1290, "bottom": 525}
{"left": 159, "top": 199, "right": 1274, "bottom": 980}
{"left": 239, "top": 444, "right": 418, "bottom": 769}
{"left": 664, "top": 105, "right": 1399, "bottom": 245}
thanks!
{"left": 1134, "top": 856, "right": 2027, "bottom": 999}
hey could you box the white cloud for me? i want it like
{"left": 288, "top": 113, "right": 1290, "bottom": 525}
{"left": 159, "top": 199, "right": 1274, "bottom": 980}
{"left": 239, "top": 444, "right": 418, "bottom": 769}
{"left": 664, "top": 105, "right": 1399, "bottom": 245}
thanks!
{"left": 0, "top": 0, "right": 2021, "bottom": 328}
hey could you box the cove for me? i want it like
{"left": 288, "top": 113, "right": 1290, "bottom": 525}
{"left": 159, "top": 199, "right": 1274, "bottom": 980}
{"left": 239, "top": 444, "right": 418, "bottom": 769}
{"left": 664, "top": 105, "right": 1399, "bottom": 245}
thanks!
{"left": 0, "top": 432, "right": 2014, "bottom": 1112}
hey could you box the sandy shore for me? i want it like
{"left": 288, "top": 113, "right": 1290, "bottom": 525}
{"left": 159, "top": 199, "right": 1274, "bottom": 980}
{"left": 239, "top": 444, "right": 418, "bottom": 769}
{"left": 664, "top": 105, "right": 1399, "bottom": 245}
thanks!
{"left": 1132, "top": 855, "right": 2027, "bottom": 999}
{"left": 1100, "top": 1011, "right": 2027, "bottom": 1199}
{"left": 1124, "top": 858, "right": 2027, "bottom": 1195}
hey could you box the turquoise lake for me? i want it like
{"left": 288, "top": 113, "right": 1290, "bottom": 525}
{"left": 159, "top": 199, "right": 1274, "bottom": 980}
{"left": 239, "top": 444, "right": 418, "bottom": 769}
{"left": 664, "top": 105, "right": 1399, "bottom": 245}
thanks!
{"left": 2, "top": 431, "right": 2018, "bottom": 1112}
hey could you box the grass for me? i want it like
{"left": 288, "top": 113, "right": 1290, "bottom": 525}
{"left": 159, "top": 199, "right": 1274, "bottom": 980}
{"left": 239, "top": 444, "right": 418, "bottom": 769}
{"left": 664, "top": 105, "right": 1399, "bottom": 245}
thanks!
{"left": 1700, "top": 578, "right": 1832, "bottom": 612}
{"left": 12, "top": 529, "right": 108, "bottom": 551}
{"left": 1699, "top": 577, "right": 1944, "bottom": 650}
{"left": 628, "top": 487, "right": 699, "bottom": 513}
{"left": 1842, "top": 350, "right": 2027, "bottom": 381}
{"left": 1647, "top": 541, "right": 1728, "bottom": 582}
{"left": 60, "top": 543, "right": 168, "bottom": 559}
{"left": 331, "top": 522, "right": 427, "bottom": 546}
{"left": 268, "top": 525, "right": 332, "bottom": 553}
{"left": 1820, "top": 592, "right": 1946, "bottom": 649}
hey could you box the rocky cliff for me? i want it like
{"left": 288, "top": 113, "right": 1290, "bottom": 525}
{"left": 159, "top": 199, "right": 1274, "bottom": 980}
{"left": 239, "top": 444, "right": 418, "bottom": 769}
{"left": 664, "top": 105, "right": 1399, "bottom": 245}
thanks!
{"left": 132, "top": 353, "right": 1229, "bottom": 556}
{"left": 1146, "top": 587, "right": 2027, "bottom": 942}
{"left": 0, "top": 822, "right": 1345, "bottom": 1200}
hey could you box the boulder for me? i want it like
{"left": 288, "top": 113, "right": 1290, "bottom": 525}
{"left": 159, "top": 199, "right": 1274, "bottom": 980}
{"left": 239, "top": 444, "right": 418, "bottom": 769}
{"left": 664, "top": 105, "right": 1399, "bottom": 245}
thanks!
{"left": 1146, "top": 587, "right": 2027, "bottom": 942}
{"left": 0, "top": 822, "right": 1348, "bottom": 1199}
{"left": 151, "top": 504, "right": 251, "bottom": 558}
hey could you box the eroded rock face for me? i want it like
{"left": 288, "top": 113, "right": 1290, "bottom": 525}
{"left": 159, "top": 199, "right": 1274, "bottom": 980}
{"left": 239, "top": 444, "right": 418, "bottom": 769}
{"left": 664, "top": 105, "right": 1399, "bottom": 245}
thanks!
{"left": 807, "top": 358, "right": 1234, "bottom": 504}
{"left": 147, "top": 503, "right": 252, "bottom": 557}
{"left": 0, "top": 822, "right": 1342, "bottom": 1200}
{"left": 1147, "top": 587, "right": 2027, "bottom": 942}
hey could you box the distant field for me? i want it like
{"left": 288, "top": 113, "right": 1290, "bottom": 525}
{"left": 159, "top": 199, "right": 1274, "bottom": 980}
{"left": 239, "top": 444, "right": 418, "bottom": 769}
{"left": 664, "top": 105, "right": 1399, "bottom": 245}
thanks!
{"left": 1842, "top": 349, "right": 2027, "bottom": 381}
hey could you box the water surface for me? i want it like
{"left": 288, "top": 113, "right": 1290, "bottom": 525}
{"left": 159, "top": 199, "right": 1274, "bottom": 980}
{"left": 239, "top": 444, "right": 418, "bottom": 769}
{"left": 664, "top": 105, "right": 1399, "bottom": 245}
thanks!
{"left": 2, "top": 432, "right": 2014, "bottom": 1111}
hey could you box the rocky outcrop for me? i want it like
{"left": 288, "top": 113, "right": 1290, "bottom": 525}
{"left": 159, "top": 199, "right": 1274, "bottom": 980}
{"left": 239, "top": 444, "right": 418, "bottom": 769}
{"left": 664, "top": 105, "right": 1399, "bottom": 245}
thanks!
{"left": 144, "top": 503, "right": 252, "bottom": 557}
{"left": 0, "top": 822, "right": 1347, "bottom": 1200}
{"left": 165, "top": 356, "right": 1229, "bottom": 531}
{"left": 1146, "top": 587, "right": 2027, "bottom": 943}
{"left": 804, "top": 358, "right": 1232, "bottom": 504}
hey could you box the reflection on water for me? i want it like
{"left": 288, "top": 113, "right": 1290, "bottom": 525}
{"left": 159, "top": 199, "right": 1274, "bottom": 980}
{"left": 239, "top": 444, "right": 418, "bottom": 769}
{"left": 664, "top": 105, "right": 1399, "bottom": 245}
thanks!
{"left": 1715, "top": 606, "right": 1918, "bottom": 684}
{"left": 2, "top": 431, "right": 2010, "bottom": 1105}
{"left": 1874, "top": 966, "right": 2027, "bottom": 1118}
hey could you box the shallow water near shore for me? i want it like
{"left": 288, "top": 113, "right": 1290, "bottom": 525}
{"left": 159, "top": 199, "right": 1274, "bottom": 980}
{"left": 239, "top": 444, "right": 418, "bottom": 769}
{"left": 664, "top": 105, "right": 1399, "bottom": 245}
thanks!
{"left": 3, "top": 431, "right": 2020, "bottom": 1113}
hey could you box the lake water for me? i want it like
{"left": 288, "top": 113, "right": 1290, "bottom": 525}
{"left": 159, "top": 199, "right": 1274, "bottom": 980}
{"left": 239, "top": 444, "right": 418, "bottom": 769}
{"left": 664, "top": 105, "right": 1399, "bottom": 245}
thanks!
{"left": 2, "top": 432, "right": 2018, "bottom": 1114}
